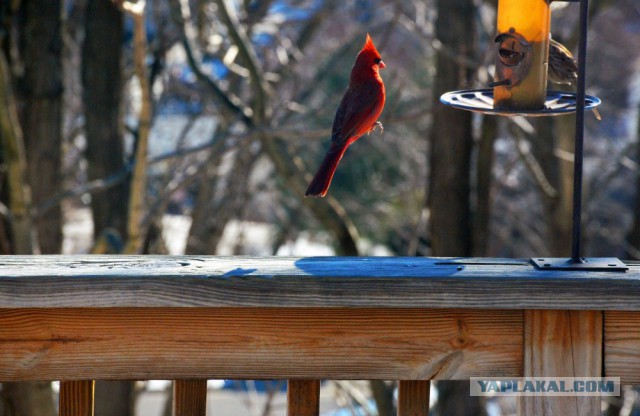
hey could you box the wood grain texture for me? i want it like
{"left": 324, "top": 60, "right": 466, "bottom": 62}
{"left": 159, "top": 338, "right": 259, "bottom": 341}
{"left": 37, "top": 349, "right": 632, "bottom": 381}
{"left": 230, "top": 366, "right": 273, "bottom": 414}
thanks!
{"left": 287, "top": 380, "right": 320, "bottom": 416}
{"left": 397, "top": 380, "right": 430, "bottom": 416}
{"left": 605, "top": 311, "right": 640, "bottom": 384}
{"left": 518, "top": 310, "right": 602, "bottom": 416}
{"left": 0, "top": 308, "right": 522, "bottom": 381}
{"left": 59, "top": 380, "right": 94, "bottom": 416}
{"left": 0, "top": 256, "right": 638, "bottom": 309}
{"left": 173, "top": 380, "right": 207, "bottom": 416}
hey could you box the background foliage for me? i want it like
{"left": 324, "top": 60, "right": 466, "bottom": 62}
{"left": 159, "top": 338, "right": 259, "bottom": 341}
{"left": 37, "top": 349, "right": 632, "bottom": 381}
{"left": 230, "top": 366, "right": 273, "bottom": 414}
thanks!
{"left": 1, "top": 0, "right": 640, "bottom": 414}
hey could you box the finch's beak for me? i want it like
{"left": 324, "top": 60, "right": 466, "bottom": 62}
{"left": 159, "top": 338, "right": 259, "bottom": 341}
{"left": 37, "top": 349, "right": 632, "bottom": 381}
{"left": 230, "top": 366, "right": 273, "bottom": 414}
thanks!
{"left": 378, "top": 60, "right": 386, "bottom": 69}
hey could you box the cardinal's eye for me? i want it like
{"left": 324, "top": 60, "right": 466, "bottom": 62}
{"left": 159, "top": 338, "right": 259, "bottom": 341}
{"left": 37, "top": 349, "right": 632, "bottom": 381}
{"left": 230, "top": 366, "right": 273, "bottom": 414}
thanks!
{"left": 374, "top": 58, "right": 381, "bottom": 64}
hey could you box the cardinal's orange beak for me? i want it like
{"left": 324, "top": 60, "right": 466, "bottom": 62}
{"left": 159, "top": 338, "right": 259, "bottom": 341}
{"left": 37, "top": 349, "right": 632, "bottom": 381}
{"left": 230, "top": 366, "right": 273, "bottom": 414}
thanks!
{"left": 378, "top": 60, "right": 386, "bottom": 69}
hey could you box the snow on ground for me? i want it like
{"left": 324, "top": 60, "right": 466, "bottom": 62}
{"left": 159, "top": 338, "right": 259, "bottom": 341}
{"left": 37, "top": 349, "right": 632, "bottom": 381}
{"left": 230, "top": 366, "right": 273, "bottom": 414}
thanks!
{"left": 62, "top": 207, "right": 93, "bottom": 254}
{"left": 64, "top": 208, "right": 380, "bottom": 256}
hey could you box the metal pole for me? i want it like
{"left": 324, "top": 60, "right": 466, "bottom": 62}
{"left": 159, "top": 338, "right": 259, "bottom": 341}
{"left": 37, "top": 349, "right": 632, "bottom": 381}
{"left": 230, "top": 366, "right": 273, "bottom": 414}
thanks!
{"left": 570, "top": 0, "right": 590, "bottom": 262}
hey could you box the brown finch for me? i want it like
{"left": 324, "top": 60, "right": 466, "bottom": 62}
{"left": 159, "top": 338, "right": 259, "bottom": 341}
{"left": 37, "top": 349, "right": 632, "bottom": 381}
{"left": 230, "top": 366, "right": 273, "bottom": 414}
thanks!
{"left": 548, "top": 38, "right": 601, "bottom": 119}
{"left": 548, "top": 39, "right": 578, "bottom": 85}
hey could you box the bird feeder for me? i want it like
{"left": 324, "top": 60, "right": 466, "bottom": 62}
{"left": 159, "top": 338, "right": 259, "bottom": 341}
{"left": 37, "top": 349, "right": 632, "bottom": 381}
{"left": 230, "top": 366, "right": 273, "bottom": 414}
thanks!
{"left": 440, "top": 0, "right": 625, "bottom": 271}
{"left": 493, "top": 0, "right": 550, "bottom": 110}
{"left": 440, "top": 0, "right": 601, "bottom": 117}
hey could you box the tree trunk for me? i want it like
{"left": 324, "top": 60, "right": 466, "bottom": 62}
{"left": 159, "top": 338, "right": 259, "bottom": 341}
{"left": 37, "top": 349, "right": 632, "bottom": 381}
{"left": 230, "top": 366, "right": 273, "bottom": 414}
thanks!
{"left": 186, "top": 145, "right": 258, "bottom": 255}
{"left": 82, "top": 0, "right": 128, "bottom": 239}
{"left": 624, "top": 104, "right": 640, "bottom": 259}
{"left": 370, "top": 380, "right": 394, "bottom": 416}
{"left": 0, "top": 41, "right": 34, "bottom": 256}
{"left": 433, "top": 380, "right": 486, "bottom": 416}
{"left": 473, "top": 116, "right": 497, "bottom": 256}
{"left": 428, "top": 0, "right": 475, "bottom": 258}
{"left": 19, "top": 0, "right": 63, "bottom": 253}
{"left": 533, "top": 116, "right": 574, "bottom": 257}
{"left": 0, "top": 382, "right": 56, "bottom": 416}
{"left": 94, "top": 381, "right": 135, "bottom": 416}
{"left": 550, "top": 116, "right": 575, "bottom": 257}
{"left": 0, "top": 25, "right": 56, "bottom": 416}
{"left": 82, "top": 1, "right": 134, "bottom": 415}
{"left": 429, "top": 0, "right": 485, "bottom": 414}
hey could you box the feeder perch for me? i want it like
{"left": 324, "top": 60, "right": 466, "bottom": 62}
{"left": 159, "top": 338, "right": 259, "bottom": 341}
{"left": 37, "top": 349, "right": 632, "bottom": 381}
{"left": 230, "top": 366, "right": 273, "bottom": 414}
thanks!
{"left": 439, "top": 0, "right": 625, "bottom": 271}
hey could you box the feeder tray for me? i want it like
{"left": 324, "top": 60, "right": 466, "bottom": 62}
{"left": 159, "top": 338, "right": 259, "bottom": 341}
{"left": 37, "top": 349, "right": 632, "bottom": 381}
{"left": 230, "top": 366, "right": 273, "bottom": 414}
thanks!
{"left": 440, "top": 89, "right": 601, "bottom": 117}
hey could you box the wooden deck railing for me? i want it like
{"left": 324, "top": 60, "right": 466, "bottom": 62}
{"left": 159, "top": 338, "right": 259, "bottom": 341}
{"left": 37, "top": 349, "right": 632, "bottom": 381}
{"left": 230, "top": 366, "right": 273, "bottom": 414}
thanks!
{"left": 1, "top": 256, "right": 639, "bottom": 415}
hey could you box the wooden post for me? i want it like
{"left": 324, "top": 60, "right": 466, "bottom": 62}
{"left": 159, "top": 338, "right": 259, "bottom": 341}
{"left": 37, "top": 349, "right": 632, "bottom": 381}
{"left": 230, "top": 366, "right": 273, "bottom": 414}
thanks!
{"left": 518, "top": 310, "right": 602, "bottom": 416}
{"left": 287, "top": 380, "right": 320, "bottom": 416}
{"left": 59, "top": 380, "right": 95, "bottom": 416}
{"left": 605, "top": 310, "right": 640, "bottom": 384}
{"left": 173, "top": 379, "right": 207, "bottom": 416}
{"left": 397, "top": 380, "right": 430, "bottom": 416}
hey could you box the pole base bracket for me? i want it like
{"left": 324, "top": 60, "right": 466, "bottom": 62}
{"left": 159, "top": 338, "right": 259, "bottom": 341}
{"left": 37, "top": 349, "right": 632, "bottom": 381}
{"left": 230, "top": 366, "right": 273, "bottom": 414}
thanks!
{"left": 531, "top": 257, "right": 628, "bottom": 271}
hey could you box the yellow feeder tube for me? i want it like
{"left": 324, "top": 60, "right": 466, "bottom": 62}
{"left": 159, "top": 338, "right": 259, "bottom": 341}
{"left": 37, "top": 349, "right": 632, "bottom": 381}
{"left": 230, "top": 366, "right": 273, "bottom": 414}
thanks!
{"left": 494, "top": 0, "right": 551, "bottom": 110}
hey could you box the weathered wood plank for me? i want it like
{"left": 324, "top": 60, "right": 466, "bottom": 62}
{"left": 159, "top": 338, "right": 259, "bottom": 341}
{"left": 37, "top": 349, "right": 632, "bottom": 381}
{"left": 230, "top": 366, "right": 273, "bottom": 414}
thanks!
{"left": 605, "top": 310, "right": 640, "bottom": 384}
{"left": 59, "top": 380, "right": 94, "bottom": 416}
{"left": 0, "top": 308, "right": 522, "bottom": 381}
{"left": 518, "top": 310, "right": 602, "bottom": 416}
{"left": 0, "top": 256, "right": 638, "bottom": 310}
{"left": 287, "top": 380, "right": 320, "bottom": 416}
{"left": 173, "top": 380, "right": 207, "bottom": 416}
{"left": 397, "top": 380, "right": 430, "bottom": 416}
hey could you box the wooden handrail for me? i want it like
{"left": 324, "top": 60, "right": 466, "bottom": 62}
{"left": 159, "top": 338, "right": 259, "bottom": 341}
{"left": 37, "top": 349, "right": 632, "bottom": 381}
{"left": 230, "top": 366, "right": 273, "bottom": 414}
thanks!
{"left": 0, "top": 255, "right": 638, "bottom": 416}
{"left": 0, "top": 256, "right": 638, "bottom": 309}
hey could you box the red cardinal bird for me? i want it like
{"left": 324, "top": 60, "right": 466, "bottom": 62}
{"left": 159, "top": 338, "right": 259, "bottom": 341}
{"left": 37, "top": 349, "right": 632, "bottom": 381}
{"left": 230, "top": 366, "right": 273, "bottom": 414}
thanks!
{"left": 305, "top": 34, "right": 386, "bottom": 197}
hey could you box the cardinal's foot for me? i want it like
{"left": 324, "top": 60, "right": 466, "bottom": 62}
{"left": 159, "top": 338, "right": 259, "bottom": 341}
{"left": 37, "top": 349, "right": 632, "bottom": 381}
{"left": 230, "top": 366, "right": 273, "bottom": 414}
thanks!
{"left": 369, "top": 121, "right": 383, "bottom": 135}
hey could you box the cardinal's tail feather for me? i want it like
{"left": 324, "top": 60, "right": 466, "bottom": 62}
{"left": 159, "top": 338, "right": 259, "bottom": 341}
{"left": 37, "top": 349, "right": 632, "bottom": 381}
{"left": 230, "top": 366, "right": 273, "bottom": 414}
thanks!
{"left": 305, "top": 145, "right": 349, "bottom": 197}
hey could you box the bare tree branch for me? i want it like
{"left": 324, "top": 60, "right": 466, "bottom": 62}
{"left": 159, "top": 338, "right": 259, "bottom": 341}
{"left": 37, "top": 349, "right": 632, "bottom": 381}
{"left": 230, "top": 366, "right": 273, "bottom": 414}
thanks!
{"left": 35, "top": 167, "right": 131, "bottom": 218}
{"left": 170, "top": 0, "right": 253, "bottom": 123}
{"left": 213, "top": 0, "right": 271, "bottom": 123}
{"left": 0, "top": 51, "right": 36, "bottom": 254}
{"left": 114, "top": 0, "right": 153, "bottom": 254}
{"left": 507, "top": 118, "right": 558, "bottom": 199}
